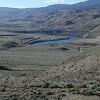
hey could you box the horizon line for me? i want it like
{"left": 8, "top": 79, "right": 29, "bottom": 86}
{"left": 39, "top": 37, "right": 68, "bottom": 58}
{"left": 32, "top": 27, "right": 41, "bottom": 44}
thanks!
{"left": 0, "top": 3, "right": 71, "bottom": 9}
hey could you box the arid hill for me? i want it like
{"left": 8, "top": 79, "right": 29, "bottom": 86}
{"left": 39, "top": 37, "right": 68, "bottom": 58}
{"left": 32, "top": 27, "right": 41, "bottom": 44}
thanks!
{"left": 0, "top": 0, "right": 100, "bottom": 37}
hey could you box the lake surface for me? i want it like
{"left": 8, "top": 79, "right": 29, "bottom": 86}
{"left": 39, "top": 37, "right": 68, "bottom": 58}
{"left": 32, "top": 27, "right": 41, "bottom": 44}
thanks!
{"left": 32, "top": 36, "right": 80, "bottom": 46}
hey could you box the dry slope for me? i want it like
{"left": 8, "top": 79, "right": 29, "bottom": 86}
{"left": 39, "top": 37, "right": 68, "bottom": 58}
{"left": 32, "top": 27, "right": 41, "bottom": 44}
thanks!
{"left": 47, "top": 45, "right": 100, "bottom": 96}
{"left": 0, "top": 46, "right": 99, "bottom": 99}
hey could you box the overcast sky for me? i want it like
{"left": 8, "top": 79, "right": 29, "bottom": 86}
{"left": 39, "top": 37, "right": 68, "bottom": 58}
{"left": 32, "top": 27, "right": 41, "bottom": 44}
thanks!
{"left": 0, "top": 0, "right": 87, "bottom": 8}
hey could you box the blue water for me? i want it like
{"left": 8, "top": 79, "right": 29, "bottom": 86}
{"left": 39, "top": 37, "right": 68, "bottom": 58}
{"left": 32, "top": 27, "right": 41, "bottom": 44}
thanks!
{"left": 32, "top": 36, "right": 80, "bottom": 46}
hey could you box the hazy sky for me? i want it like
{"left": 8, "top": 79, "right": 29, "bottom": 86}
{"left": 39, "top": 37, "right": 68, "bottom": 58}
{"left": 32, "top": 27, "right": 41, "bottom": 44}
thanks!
{"left": 0, "top": 0, "right": 87, "bottom": 8}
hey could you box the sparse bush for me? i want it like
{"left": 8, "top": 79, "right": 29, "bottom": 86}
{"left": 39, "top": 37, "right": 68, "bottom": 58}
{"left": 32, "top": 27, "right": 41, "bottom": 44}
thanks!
{"left": 0, "top": 66, "right": 11, "bottom": 71}
{"left": 66, "top": 83, "right": 74, "bottom": 88}
{"left": 47, "top": 91, "right": 54, "bottom": 95}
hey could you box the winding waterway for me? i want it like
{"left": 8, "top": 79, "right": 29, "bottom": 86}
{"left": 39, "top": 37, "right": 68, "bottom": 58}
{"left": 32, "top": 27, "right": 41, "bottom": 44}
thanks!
{"left": 32, "top": 36, "right": 80, "bottom": 46}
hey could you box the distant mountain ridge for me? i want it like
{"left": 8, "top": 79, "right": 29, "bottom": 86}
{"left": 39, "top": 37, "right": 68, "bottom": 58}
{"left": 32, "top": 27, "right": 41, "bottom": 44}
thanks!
{"left": 44, "top": 0, "right": 100, "bottom": 11}
{"left": 0, "top": 0, "right": 100, "bottom": 37}
{"left": 0, "top": 0, "right": 100, "bottom": 14}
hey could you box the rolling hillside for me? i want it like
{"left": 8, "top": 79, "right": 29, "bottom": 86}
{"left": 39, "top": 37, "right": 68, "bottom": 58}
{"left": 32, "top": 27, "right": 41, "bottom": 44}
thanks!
{"left": 0, "top": 0, "right": 100, "bottom": 99}
{"left": 0, "top": 0, "right": 100, "bottom": 37}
